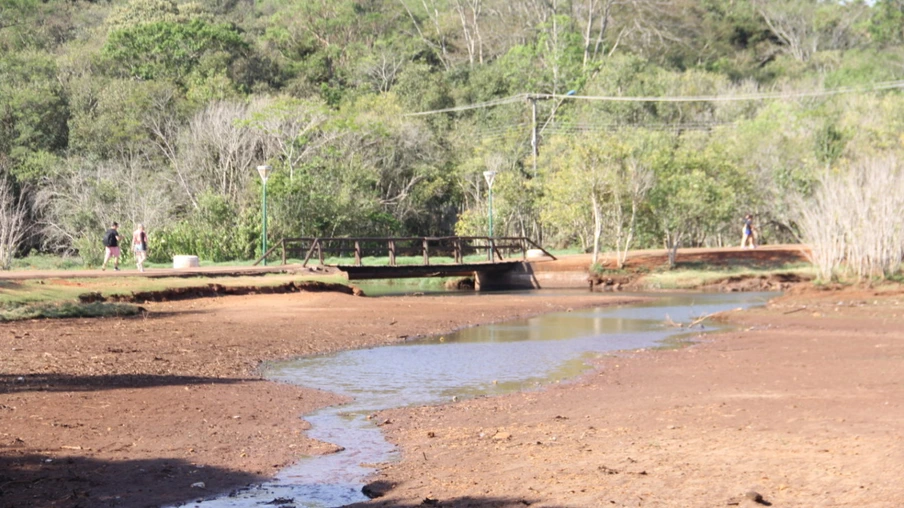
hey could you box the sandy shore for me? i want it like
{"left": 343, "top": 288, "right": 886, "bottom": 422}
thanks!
{"left": 0, "top": 290, "right": 635, "bottom": 507}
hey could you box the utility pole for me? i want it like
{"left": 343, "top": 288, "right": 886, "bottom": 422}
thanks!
{"left": 528, "top": 91, "right": 575, "bottom": 175}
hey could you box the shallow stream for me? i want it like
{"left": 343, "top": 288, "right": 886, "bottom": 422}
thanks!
{"left": 181, "top": 291, "right": 774, "bottom": 507}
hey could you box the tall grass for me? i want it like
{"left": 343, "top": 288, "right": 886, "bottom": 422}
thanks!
{"left": 798, "top": 155, "right": 904, "bottom": 281}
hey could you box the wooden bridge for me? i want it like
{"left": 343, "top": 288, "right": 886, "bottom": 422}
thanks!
{"left": 254, "top": 236, "right": 555, "bottom": 283}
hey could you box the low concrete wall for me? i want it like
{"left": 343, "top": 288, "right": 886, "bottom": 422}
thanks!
{"left": 475, "top": 261, "right": 590, "bottom": 290}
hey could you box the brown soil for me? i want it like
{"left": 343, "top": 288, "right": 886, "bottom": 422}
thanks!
{"left": 552, "top": 244, "right": 811, "bottom": 291}
{"left": 354, "top": 285, "right": 904, "bottom": 508}
{"left": 541, "top": 244, "right": 810, "bottom": 273}
{"left": 0, "top": 289, "right": 633, "bottom": 508}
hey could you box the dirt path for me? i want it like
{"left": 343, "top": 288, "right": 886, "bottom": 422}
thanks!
{"left": 353, "top": 286, "right": 904, "bottom": 507}
{"left": 0, "top": 290, "right": 635, "bottom": 507}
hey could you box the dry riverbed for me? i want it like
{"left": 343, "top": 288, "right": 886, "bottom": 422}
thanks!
{"left": 0, "top": 290, "right": 634, "bottom": 507}
{"left": 353, "top": 285, "right": 904, "bottom": 507}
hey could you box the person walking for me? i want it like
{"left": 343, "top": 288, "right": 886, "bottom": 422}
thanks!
{"left": 101, "top": 222, "right": 122, "bottom": 271}
{"left": 741, "top": 214, "right": 757, "bottom": 249}
{"left": 132, "top": 223, "right": 148, "bottom": 273}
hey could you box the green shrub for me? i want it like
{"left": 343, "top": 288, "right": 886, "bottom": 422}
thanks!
{"left": 150, "top": 191, "right": 258, "bottom": 263}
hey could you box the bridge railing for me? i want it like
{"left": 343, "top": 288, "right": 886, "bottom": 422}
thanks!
{"left": 253, "top": 236, "right": 555, "bottom": 267}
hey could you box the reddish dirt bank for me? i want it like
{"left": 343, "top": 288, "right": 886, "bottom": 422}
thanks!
{"left": 0, "top": 290, "right": 634, "bottom": 508}
{"left": 353, "top": 286, "right": 904, "bottom": 507}
{"left": 539, "top": 244, "right": 810, "bottom": 273}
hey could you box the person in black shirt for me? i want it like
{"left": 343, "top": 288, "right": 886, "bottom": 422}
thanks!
{"left": 101, "top": 222, "right": 122, "bottom": 271}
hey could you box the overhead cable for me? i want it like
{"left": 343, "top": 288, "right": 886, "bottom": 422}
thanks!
{"left": 405, "top": 80, "right": 904, "bottom": 117}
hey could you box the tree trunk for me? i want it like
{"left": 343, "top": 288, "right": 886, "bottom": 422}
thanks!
{"left": 591, "top": 191, "right": 602, "bottom": 265}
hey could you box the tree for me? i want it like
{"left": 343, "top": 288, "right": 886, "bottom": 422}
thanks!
{"left": 751, "top": 0, "right": 867, "bottom": 63}
{"left": 0, "top": 176, "right": 29, "bottom": 269}
{"left": 38, "top": 152, "right": 176, "bottom": 263}
{"left": 102, "top": 19, "right": 249, "bottom": 87}
{"left": 868, "top": 0, "right": 904, "bottom": 46}
{"left": 104, "top": 0, "right": 201, "bottom": 30}
{"left": 452, "top": 0, "right": 485, "bottom": 66}
{"left": 244, "top": 96, "right": 331, "bottom": 182}
{"left": 541, "top": 134, "right": 618, "bottom": 263}
{"left": 179, "top": 100, "right": 264, "bottom": 205}
{"left": 66, "top": 77, "right": 164, "bottom": 159}
{"left": 607, "top": 133, "right": 657, "bottom": 269}
{"left": 397, "top": 0, "right": 453, "bottom": 69}
{"left": 648, "top": 132, "right": 740, "bottom": 268}
{"left": 0, "top": 51, "right": 68, "bottom": 170}
{"left": 540, "top": 130, "right": 659, "bottom": 265}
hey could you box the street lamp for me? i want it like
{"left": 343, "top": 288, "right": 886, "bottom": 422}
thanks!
{"left": 256, "top": 165, "right": 272, "bottom": 265}
{"left": 483, "top": 170, "right": 497, "bottom": 238}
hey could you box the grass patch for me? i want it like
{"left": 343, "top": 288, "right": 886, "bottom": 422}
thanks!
{"left": 0, "top": 301, "right": 142, "bottom": 321}
{"left": 638, "top": 262, "right": 816, "bottom": 290}
{"left": 10, "top": 254, "right": 86, "bottom": 271}
{"left": 354, "top": 277, "right": 466, "bottom": 294}
{"left": 0, "top": 273, "right": 349, "bottom": 307}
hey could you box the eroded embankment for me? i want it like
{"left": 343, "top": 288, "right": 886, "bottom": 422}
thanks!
{"left": 77, "top": 280, "right": 363, "bottom": 304}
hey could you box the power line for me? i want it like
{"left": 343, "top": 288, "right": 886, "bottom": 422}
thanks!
{"left": 464, "top": 121, "right": 733, "bottom": 141}
{"left": 403, "top": 94, "right": 527, "bottom": 117}
{"left": 543, "top": 121, "right": 735, "bottom": 133}
{"left": 542, "top": 79, "right": 904, "bottom": 103}
{"left": 405, "top": 80, "right": 904, "bottom": 117}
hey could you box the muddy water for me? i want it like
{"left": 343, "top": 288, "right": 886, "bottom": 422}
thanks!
{"left": 182, "top": 291, "right": 774, "bottom": 508}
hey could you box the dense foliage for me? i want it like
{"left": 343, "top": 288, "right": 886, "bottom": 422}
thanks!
{"left": 2, "top": 0, "right": 904, "bottom": 272}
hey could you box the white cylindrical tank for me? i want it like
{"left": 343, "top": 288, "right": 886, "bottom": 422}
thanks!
{"left": 173, "top": 255, "right": 200, "bottom": 269}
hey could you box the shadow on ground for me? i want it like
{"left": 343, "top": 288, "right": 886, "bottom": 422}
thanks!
{"left": 0, "top": 453, "right": 266, "bottom": 508}
{"left": 0, "top": 373, "right": 250, "bottom": 394}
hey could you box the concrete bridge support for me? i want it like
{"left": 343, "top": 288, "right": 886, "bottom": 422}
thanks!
{"left": 474, "top": 262, "right": 540, "bottom": 290}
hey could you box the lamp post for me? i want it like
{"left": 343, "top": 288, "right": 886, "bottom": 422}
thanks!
{"left": 256, "top": 165, "right": 272, "bottom": 265}
{"left": 483, "top": 170, "right": 497, "bottom": 238}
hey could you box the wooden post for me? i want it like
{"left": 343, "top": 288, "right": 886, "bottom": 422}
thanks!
{"left": 455, "top": 237, "right": 462, "bottom": 264}
{"left": 317, "top": 239, "right": 324, "bottom": 265}
{"left": 423, "top": 238, "right": 429, "bottom": 266}
{"left": 354, "top": 241, "right": 362, "bottom": 266}
{"left": 282, "top": 238, "right": 287, "bottom": 265}
{"left": 389, "top": 240, "right": 396, "bottom": 266}
{"left": 302, "top": 240, "right": 316, "bottom": 267}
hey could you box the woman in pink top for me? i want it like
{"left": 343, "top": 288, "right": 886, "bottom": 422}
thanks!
{"left": 132, "top": 224, "right": 149, "bottom": 272}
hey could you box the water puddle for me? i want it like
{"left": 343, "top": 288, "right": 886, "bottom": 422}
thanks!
{"left": 179, "top": 291, "right": 774, "bottom": 507}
